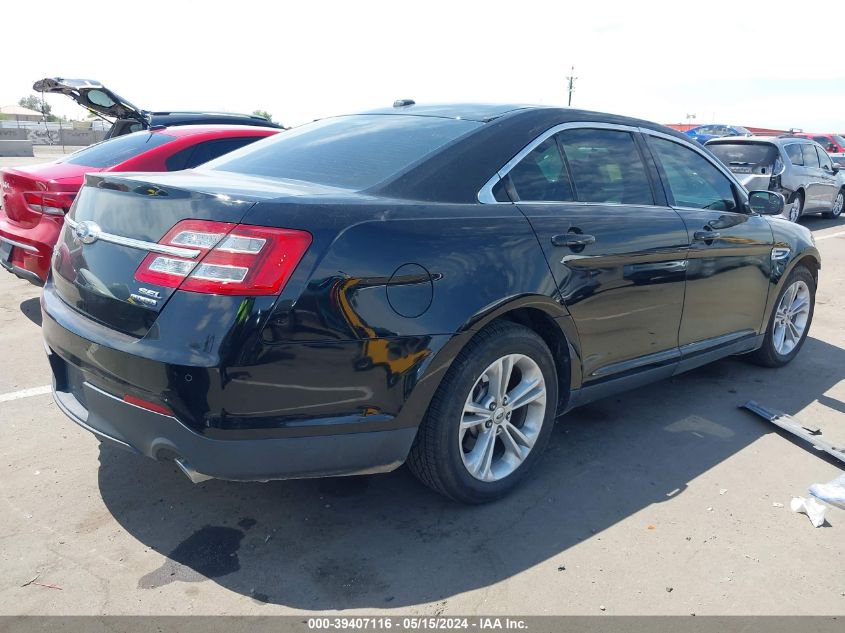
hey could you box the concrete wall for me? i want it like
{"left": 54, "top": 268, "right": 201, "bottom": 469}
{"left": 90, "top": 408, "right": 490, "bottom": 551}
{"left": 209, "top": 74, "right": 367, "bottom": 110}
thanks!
{"left": 59, "top": 129, "right": 107, "bottom": 146}
{"left": 0, "top": 140, "right": 34, "bottom": 157}
{"left": 0, "top": 124, "right": 108, "bottom": 146}
{"left": 0, "top": 128, "right": 28, "bottom": 141}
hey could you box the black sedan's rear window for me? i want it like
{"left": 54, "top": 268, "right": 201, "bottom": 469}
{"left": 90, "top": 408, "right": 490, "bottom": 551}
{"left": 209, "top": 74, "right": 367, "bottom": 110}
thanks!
{"left": 707, "top": 142, "right": 778, "bottom": 167}
{"left": 61, "top": 131, "right": 176, "bottom": 168}
{"left": 204, "top": 114, "right": 482, "bottom": 190}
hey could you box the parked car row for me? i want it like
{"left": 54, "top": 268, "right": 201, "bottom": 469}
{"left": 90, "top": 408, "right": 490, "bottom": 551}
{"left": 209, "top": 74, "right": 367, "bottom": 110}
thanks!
{"left": 1, "top": 77, "right": 288, "bottom": 285}
{"left": 33, "top": 77, "right": 282, "bottom": 139}
{"left": 686, "top": 124, "right": 845, "bottom": 168}
{"left": 5, "top": 97, "right": 816, "bottom": 503}
{"left": 792, "top": 132, "right": 845, "bottom": 168}
{"left": 705, "top": 135, "right": 844, "bottom": 222}
{"left": 0, "top": 125, "right": 279, "bottom": 284}
{"left": 685, "top": 124, "right": 752, "bottom": 144}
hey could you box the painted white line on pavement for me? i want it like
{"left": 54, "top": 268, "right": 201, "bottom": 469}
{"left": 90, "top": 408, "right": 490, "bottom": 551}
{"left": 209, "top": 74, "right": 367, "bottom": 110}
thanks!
{"left": 816, "top": 230, "right": 845, "bottom": 241}
{"left": 0, "top": 385, "right": 52, "bottom": 404}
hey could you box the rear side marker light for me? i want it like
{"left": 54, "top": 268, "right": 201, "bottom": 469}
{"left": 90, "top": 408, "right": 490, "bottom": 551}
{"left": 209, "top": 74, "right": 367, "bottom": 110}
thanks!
{"left": 123, "top": 394, "right": 173, "bottom": 417}
{"left": 134, "top": 219, "right": 311, "bottom": 296}
{"left": 23, "top": 192, "right": 76, "bottom": 216}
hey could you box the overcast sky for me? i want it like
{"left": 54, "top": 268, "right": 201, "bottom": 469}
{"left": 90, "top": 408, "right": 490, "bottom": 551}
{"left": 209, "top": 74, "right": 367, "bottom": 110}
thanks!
{"left": 2, "top": 0, "right": 843, "bottom": 130}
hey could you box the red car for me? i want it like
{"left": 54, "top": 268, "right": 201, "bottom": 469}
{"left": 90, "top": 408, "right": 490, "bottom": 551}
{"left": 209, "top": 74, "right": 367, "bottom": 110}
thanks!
{"left": 0, "top": 125, "right": 279, "bottom": 285}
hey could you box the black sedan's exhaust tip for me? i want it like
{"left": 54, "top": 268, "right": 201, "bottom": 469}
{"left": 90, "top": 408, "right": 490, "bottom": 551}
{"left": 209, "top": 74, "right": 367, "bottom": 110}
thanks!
{"left": 174, "top": 457, "right": 214, "bottom": 484}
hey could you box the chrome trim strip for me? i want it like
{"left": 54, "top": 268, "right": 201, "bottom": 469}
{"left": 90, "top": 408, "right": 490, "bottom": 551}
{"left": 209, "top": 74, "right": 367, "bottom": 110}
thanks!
{"left": 590, "top": 347, "right": 682, "bottom": 379}
{"left": 589, "top": 329, "right": 757, "bottom": 380}
{"left": 476, "top": 120, "right": 748, "bottom": 205}
{"left": 65, "top": 217, "right": 201, "bottom": 259}
{"left": 678, "top": 329, "right": 757, "bottom": 357}
{"left": 771, "top": 247, "right": 791, "bottom": 261}
{"left": 0, "top": 235, "right": 39, "bottom": 253}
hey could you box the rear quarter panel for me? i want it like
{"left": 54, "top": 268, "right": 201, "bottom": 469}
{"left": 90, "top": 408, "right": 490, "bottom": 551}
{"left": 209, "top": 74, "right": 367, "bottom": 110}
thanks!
{"left": 236, "top": 199, "right": 567, "bottom": 430}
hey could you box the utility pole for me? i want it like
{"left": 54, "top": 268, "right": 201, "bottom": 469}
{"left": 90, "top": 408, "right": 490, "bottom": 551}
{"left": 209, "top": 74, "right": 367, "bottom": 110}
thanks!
{"left": 566, "top": 66, "right": 577, "bottom": 107}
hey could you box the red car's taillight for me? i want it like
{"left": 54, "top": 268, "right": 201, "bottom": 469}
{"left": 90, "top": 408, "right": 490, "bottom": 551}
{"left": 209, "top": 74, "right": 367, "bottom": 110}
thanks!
{"left": 23, "top": 191, "right": 75, "bottom": 216}
{"left": 134, "top": 219, "right": 312, "bottom": 296}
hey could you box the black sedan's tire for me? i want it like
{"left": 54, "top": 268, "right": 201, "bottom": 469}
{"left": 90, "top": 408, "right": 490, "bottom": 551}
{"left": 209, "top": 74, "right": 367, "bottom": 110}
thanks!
{"left": 747, "top": 266, "right": 815, "bottom": 368}
{"left": 407, "top": 321, "right": 558, "bottom": 504}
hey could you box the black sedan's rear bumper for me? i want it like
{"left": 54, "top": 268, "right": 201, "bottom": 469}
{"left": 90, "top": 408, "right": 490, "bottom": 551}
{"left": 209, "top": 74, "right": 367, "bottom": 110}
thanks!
{"left": 40, "top": 279, "right": 433, "bottom": 482}
{"left": 50, "top": 366, "right": 416, "bottom": 482}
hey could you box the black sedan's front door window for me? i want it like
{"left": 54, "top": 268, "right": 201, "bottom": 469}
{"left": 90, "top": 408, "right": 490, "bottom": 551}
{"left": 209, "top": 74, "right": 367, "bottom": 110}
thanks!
{"left": 649, "top": 136, "right": 774, "bottom": 348}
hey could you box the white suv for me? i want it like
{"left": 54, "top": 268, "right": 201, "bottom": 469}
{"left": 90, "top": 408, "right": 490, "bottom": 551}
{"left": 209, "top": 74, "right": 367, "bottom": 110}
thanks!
{"left": 706, "top": 136, "right": 844, "bottom": 222}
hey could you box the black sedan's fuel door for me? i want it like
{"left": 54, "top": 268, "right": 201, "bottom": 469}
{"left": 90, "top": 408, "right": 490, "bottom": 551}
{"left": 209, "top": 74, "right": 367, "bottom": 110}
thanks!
{"left": 33, "top": 77, "right": 146, "bottom": 123}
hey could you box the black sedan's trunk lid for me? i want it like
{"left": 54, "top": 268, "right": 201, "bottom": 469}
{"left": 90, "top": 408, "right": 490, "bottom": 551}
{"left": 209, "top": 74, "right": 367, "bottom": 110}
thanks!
{"left": 52, "top": 171, "right": 266, "bottom": 337}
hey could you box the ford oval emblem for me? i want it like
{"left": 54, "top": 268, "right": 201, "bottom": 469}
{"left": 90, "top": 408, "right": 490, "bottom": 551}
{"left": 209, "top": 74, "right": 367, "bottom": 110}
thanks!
{"left": 73, "top": 220, "right": 101, "bottom": 245}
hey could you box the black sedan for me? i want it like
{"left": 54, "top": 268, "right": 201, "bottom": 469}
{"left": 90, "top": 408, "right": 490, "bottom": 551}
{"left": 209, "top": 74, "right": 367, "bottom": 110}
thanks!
{"left": 42, "top": 103, "right": 820, "bottom": 503}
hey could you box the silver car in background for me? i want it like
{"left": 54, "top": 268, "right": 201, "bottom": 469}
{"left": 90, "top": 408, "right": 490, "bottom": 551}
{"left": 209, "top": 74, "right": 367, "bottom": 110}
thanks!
{"left": 706, "top": 136, "right": 844, "bottom": 222}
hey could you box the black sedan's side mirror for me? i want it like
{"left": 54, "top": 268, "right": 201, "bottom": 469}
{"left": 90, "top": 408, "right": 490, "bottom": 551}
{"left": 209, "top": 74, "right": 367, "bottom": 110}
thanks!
{"left": 748, "top": 191, "right": 785, "bottom": 215}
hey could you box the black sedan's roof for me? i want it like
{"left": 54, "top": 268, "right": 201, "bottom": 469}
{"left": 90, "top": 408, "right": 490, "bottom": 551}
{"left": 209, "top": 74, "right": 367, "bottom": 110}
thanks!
{"left": 373, "top": 104, "right": 688, "bottom": 203}
{"left": 361, "top": 103, "right": 536, "bottom": 122}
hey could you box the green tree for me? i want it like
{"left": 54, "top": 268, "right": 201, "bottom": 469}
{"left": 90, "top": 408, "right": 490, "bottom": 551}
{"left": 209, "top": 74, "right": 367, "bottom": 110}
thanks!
{"left": 252, "top": 109, "right": 276, "bottom": 123}
{"left": 19, "top": 95, "right": 51, "bottom": 117}
{"left": 18, "top": 95, "right": 61, "bottom": 121}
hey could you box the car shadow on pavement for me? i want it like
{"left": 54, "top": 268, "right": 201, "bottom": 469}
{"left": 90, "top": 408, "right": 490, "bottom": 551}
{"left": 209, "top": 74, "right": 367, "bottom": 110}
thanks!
{"left": 800, "top": 215, "right": 844, "bottom": 232}
{"left": 96, "top": 336, "right": 845, "bottom": 609}
{"left": 19, "top": 297, "right": 42, "bottom": 327}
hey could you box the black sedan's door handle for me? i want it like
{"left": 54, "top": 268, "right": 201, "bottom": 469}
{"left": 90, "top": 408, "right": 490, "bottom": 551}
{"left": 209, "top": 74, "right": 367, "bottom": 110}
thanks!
{"left": 693, "top": 230, "right": 721, "bottom": 242}
{"left": 551, "top": 233, "right": 596, "bottom": 247}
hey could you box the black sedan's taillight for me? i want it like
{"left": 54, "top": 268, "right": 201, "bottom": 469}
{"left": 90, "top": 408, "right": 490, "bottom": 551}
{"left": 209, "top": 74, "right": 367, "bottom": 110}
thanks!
{"left": 134, "top": 219, "right": 311, "bottom": 296}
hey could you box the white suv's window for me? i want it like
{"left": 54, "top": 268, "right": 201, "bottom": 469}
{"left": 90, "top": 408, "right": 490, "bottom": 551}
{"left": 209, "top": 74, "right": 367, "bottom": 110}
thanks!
{"left": 802, "top": 144, "right": 820, "bottom": 168}
{"left": 817, "top": 147, "right": 834, "bottom": 171}
{"left": 784, "top": 144, "right": 804, "bottom": 166}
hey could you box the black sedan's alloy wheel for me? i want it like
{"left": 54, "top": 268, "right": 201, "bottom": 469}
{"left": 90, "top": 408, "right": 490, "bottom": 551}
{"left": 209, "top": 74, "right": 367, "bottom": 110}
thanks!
{"left": 748, "top": 266, "right": 815, "bottom": 368}
{"left": 408, "top": 321, "right": 558, "bottom": 503}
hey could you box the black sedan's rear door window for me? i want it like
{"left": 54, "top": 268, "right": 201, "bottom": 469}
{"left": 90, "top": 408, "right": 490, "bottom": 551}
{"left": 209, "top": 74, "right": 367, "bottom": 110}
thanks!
{"left": 507, "top": 137, "right": 575, "bottom": 202}
{"left": 557, "top": 129, "right": 654, "bottom": 205}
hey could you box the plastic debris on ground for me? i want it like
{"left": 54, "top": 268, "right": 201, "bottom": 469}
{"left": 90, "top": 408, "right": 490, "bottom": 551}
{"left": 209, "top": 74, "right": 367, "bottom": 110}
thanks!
{"left": 790, "top": 497, "right": 827, "bottom": 527}
{"left": 809, "top": 473, "right": 845, "bottom": 511}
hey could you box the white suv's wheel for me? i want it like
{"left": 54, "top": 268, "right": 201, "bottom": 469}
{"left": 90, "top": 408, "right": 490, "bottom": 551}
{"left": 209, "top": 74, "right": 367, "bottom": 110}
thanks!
{"left": 785, "top": 192, "right": 803, "bottom": 223}
{"left": 823, "top": 190, "right": 844, "bottom": 219}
